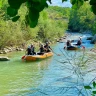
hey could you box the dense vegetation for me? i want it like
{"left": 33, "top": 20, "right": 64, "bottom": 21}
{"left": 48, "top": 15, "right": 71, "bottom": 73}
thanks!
{"left": 0, "top": 1, "right": 70, "bottom": 49}
{"left": 68, "top": 2, "right": 96, "bottom": 35}
{"left": 1, "top": 0, "right": 95, "bottom": 28}
{"left": 1, "top": 0, "right": 96, "bottom": 49}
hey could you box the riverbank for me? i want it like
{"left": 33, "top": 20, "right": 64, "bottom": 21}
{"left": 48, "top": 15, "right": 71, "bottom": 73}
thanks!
{"left": 1, "top": 32, "right": 96, "bottom": 61}
{"left": 0, "top": 33, "right": 68, "bottom": 55}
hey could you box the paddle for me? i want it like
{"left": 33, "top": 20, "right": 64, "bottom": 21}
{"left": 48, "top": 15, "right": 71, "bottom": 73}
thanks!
{"left": 53, "top": 51, "right": 61, "bottom": 56}
{"left": 22, "top": 48, "right": 29, "bottom": 60}
{"left": 81, "top": 45, "right": 85, "bottom": 51}
{"left": 22, "top": 55, "right": 25, "bottom": 59}
{"left": 76, "top": 45, "right": 85, "bottom": 49}
{"left": 75, "top": 45, "right": 86, "bottom": 51}
{"left": 51, "top": 49, "right": 61, "bottom": 56}
{"left": 21, "top": 50, "right": 27, "bottom": 60}
{"left": 64, "top": 46, "right": 67, "bottom": 49}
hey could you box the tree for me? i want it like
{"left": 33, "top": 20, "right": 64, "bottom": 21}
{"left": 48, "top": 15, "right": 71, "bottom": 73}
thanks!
{"left": 1, "top": 0, "right": 96, "bottom": 28}
{"left": 68, "top": 2, "right": 96, "bottom": 32}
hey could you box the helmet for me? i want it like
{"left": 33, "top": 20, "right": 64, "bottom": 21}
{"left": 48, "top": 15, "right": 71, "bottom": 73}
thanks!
{"left": 31, "top": 44, "right": 33, "bottom": 47}
{"left": 46, "top": 42, "right": 49, "bottom": 44}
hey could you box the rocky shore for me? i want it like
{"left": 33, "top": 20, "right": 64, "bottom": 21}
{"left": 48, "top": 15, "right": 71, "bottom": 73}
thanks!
{"left": 0, "top": 47, "right": 24, "bottom": 61}
{"left": 0, "top": 32, "right": 96, "bottom": 61}
{"left": 0, "top": 47, "right": 24, "bottom": 54}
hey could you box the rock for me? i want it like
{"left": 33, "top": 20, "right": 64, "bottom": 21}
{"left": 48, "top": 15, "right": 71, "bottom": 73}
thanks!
{"left": 91, "top": 34, "right": 96, "bottom": 44}
{"left": 63, "top": 37, "right": 66, "bottom": 39}
{"left": 86, "top": 37, "right": 93, "bottom": 40}
{"left": 16, "top": 47, "right": 24, "bottom": 51}
{"left": 3, "top": 48, "right": 10, "bottom": 53}
{"left": 90, "top": 41, "right": 95, "bottom": 44}
{"left": 0, "top": 52, "right": 3, "bottom": 54}
{"left": 0, "top": 56, "right": 10, "bottom": 61}
{"left": 19, "top": 48, "right": 24, "bottom": 51}
{"left": 7, "top": 47, "right": 13, "bottom": 52}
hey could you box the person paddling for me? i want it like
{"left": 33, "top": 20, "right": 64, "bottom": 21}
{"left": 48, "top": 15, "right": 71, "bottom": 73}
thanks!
{"left": 75, "top": 37, "right": 82, "bottom": 46}
{"left": 30, "top": 44, "right": 36, "bottom": 55}
{"left": 26, "top": 46, "right": 31, "bottom": 55}
{"left": 44, "top": 42, "right": 52, "bottom": 52}
{"left": 37, "top": 44, "right": 45, "bottom": 55}
{"left": 44, "top": 42, "right": 60, "bottom": 56}
{"left": 66, "top": 40, "right": 71, "bottom": 47}
{"left": 64, "top": 40, "right": 76, "bottom": 49}
{"left": 72, "top": 37, "right": 85, "bottom": 50}
{"left": 26, "top": 44, "right": 36, "bottom": 55}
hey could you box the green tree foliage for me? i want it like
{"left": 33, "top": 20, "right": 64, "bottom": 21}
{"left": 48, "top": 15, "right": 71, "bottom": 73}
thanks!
{"left": 0, "top": 2, "right": 69, "bottom": 48}
{"left": 7, "top": 0, "right": 49, "bottom": 28}
{"left": 5, "top": 0, "right": 96, "bottom": 28}
{"left": 37, "top": 7, "right": 69, "bottom": 42}
{"left": 84, "top": 81, "right": 96, "bottom": 96}
{"left": 92, "top": 19, "right": 96, "bottom": 35}
{"left": 68, "top": 2, "right": 96, "bottom": 32}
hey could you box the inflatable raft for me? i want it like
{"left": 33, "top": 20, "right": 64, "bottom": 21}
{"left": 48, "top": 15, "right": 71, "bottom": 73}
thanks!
{"left": 67, "top": 46, "right": 79, "bottom": 50}
{"left": 22, "top": 52, "right": 53, "bottom": 61}
{"left": 64, "top": 46, "right": 80, "bottom": 50}
{"left": 64, "top": 45, "right": 85, "bottom": 50}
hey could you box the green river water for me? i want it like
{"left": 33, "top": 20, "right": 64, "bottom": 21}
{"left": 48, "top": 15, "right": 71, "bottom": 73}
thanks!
{"left": 0, "top": 33, "right": 96, "bottom": 96}
{"left": 0, "top": 50, "right": 53, "bottom": 96}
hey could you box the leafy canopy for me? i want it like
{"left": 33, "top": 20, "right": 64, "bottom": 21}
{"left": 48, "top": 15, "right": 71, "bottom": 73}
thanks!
{"left": 5, "top": 0, "right": 96, "bottom": 28}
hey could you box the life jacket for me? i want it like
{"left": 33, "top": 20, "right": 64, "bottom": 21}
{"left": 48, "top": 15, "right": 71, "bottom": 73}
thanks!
{"left": 30, "top": 47, "right": 35, "bottom": 52}
{"left": 66, "top": 41, "right": 71, "bottom": 47}
{"left": 77, "top": 40, "right": 81, "bottom": 45}
{"left": 40, "top": 47, "right": 44, "bottom": 53}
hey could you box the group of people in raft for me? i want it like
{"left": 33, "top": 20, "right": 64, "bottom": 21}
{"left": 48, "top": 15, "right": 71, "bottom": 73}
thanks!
{"left": 26, "top": 37, "right": 84, "bottom": 55}
{"left": 26, "top": 42, "right": 52, "bottom": 55}
{"left": 64, "top": 37, "right": 85, "bottom": 49}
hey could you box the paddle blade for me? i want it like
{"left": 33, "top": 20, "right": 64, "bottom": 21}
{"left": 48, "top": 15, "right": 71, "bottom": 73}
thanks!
{"left": 22, "top": 56, "right": 25, "bottom": 59}
{"left": 82, "top": 46, "right": 85, "bottom": 49}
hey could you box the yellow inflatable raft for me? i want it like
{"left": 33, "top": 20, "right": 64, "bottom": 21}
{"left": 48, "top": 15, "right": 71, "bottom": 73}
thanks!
{"left": 22, "top": 52, "right": 53, "bottom": 61}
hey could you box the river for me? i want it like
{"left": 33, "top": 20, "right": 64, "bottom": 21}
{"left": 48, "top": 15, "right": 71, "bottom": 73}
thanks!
{"left": 0, "top": 33, "right": 96, "bottom": 96}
